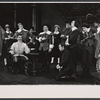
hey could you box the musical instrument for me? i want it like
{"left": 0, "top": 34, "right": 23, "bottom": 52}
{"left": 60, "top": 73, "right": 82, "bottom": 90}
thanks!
{"left": 81, "top": 33, "right": 96, "bottom": 44}
{"left": 70, "top": 32, "right": 96, "bottom": 48}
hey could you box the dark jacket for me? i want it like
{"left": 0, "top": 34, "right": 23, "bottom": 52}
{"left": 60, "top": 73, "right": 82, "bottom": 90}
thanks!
{"left": 69, "top": 28, "right": 79, "bottom": 48}
{"left": 80, "top": 28, "right": 96, "bottom": 47}
{"left": 61, "top": 28, "right": 72, "bottom": 45}
{"left": 59, "top": 48, "right": 75, "bottom": 71}
{"left": 61, "top": 28, "right": 72, "bottom": 37}
{"left": 27, "top": 40, "right": 39, "bottom": 53}
{"left": 38, "top": 31, "right": 53, "bottom": 51}
{"left": 13, "top": 29, "right": 30, "bottom": 43}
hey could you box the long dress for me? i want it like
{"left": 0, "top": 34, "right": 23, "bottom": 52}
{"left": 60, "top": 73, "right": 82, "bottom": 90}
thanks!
{"left": 51, "top": 31, "right": 61, "bottom": 58}
{"left": 2, "top": 31, "right": 13, "bottom": 58}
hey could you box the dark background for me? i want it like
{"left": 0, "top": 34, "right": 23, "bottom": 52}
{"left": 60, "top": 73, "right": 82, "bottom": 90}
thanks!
{"left": 0, "top": 3, "right": 100, "bottom": 34}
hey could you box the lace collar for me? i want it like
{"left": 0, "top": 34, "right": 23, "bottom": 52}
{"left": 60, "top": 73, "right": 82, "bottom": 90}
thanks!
{"left": 72, "top": 27, "right": 77, "bottom": 31}
{"left": 54, "top": 31, "right": 59, "bottom": 34}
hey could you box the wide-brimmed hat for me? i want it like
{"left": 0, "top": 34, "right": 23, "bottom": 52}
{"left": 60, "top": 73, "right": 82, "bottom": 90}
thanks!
{"left": 86, "top": 13, "right": 94, "bottom": 21}
{"left": 82, "top": 23, "right": 90, "bottom": 28}
{"left": 54, "top": 24, "right": 60, "bottom": 29}
{"left": 86, "top": 13, "right": 100, "bottom": 23}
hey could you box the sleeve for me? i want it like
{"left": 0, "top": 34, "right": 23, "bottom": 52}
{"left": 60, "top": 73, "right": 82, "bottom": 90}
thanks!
{"left": 69, "top": 30, "right": 79, "bottom": 44}
{"left": 10, "top": 43, "right": 15, "bottom": 50}
{"left": 1, "top": 26, "right": 5, "bottom": 40}
{"left": 11, "top": 32, "right": 13, "bottom": 37}
{"left": 24, "top": 43, "right": 30, "bottom": 54}
{"left": 13, "top": 31, "right": 18, "bottom": 39}
{"left": 26, "top": 31, "right": 30, "bottom": 42}
{"left": 9, "top": 43, "right": 15, "bottom": 54}
{"left": 36, "top": 41, "right": 40, "bottom": 51}
{"left": 58, "top": 33, "right": 61, "bottom": 44}
{"left": 61, "top": 28, "right": 66, "bottom": 35}
{"left": 59, "top": 50, "right": 70, "bottom": 66}
{"left": 48, "top": 33, "right": 53, "bottom": 44}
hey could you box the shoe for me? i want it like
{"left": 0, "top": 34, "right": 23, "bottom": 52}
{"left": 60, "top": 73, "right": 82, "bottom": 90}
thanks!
{"left": 61, "top": 75, "right": 69, "bottom": 79}
{"left": 50, "top": 62, "right": 54, "bottom": 65}
{"left": 70, "top": 74, "right": 77, "bottom": 81}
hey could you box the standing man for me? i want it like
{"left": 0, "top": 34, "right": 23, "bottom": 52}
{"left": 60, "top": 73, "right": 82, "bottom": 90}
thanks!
{"left": 37, "top": 25, "right": 53, "bottom": 73}
{"left": 61, "top": 23, "right": 71, "bottom": 45}
{"left": 80, "top": 23, "right": 96, "bottom": 76}
{"left": 67, "top": 20, "right": 79, "bottom": 73}
{"left": 13, "top": 23, "right": 30, "bottom": 43}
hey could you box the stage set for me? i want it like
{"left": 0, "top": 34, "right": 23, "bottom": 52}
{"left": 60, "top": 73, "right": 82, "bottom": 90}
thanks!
{"left": 0, "top": 3, "right": 100, "bottom": 84}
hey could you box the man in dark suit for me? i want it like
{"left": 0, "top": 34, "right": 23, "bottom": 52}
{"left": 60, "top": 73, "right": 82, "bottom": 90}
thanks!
{"left": 80, "top": 23, "right": 96, "bottom": 76}
{"left": 67, "top": 20, "right": 80, "bottom": 73}
{"left": 56, "top": 44, "right": 76, "bottom": 81}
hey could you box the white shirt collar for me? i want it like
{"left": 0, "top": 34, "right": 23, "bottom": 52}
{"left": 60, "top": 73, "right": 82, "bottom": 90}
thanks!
{"left": 87, "top": 28, "right": 91, "bottom": 33}
{"left": 40, "top": 31, "right": 51, "bottom": 35}
{"left": 97, "top": 27, "right": 100, "bottom": 34}
{"left": 54, "top": 31, "right": 59, "bottom": 34}
{"left": 17, "top": 28, "right": 27, "bottom": 33}
{"left": 6, "top": 31, "right": 11, "bottom": 33}
{"left": 72, "top": 27, "right": 77, "bottom": 31}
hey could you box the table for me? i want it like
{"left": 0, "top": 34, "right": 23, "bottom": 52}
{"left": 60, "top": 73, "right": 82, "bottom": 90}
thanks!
{"left": 28, "top": 52, "right": 39, "bottom": 76}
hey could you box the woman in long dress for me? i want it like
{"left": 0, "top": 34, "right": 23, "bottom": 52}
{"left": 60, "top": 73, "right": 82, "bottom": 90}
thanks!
{"left": 2, "top": 24, "right": 13, "bottom": 66}
{"left": 50, "top": 25, "right": 61, "bottom": 64}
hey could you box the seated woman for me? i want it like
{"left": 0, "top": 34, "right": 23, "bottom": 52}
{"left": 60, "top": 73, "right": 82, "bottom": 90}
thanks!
{"left": 50, "top": 25, "right": 61, "bottom": 64}
{"left": 9, "top": 34, "right": 30, "bottom": 74}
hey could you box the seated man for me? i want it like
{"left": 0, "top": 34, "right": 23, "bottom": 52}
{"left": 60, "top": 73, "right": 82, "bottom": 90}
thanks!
{"left": 56, "top": 44, "right": 77, "bottom": 81}
{"left": 27, "top": 34, "right": 39, "bottom": 53}
{"left": 9, "top": 34, "right": 30, "bottom": 74}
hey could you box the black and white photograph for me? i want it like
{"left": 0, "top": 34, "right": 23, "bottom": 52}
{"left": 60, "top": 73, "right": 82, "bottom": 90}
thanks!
{"left": 0, "top": 2, "right": 100, "bottom": 85}
{"left": 1, "top": 1, "right": 100, "bottom": 98}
